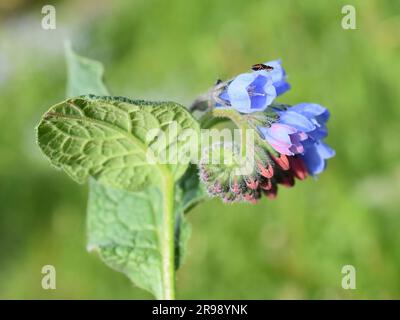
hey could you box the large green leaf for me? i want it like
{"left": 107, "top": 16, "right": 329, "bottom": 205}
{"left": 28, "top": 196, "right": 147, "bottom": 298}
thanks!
{"left": 87, "top": 181, "right": 165, "bottom": 297}
{"left": 36, "top": 46, "right": 203, "bottom": 299}
{"left": 37, "top": 96, "right": 197, "bottom": 191}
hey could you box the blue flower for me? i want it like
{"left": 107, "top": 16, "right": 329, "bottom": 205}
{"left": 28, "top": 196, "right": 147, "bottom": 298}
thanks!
{"left": 222, "top": 70, "right": 277, "bottom": 113}
{"left": 258, "top": 105, "right": 316, "bottom": 156}
{"left": 301, "top": 139, "right": 335, "bottom": 176}
{"left": 217, "top": 59, "right": 290, "bottom": 113}
{"left": 287, "top": 103, "right": 334, "bottom": 175}
{"left": 258, "top": 123, "right": 308, "bottom": 156}
{"left": 290, "top": 103, "right": 330, "bottom": 141}
{"left": 196, "top": 59, "right": 335, "bottom": 202}
{"left": 258, "top": 103, "right": 334, "bottom": 175}
{"left": 263, "top": 59, "right": 290, "bottom": 96}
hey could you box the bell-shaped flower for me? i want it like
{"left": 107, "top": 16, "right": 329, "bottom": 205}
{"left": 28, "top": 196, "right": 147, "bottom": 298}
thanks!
{"left": 224, "top": 70, "right": 277, "bottom": 113}
{"left": 301, "top": 140, "right": 335, "bottom": 175}
{"left": 258, "top": 123, "right": 308, "bottom": 156}
{"left": 263, "top": 59, "right": 290, "bottom": 96}
{"left": 289, "top": 103, "right": 330, "bottom": 140}
{"left": 216, "top": 59, "right": 291, "bottom": 113}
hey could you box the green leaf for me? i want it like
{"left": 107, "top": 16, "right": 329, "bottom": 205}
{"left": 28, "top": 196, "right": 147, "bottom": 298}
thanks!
{"left": 87, "top": 180, "right": 164, "bottom": 297}
{"left": 177, "top": 164, "right": 208, "bottom": 214}
{"left": 36, "top": 95, "right": 198, "bottom": 299}
{"left": 88, "top": 178, "right": 192, "bottom": 298}
{"left": 35, "top": 46, "right": 204, "bottom": 299}
{"left": 65, "top": 42, "right": 109, "bottom": 97}
{"left": 173, "top": 165, "right": 207, "bottom": 269}
{"left": 37, "top": 96, "right": 198, "bottom": 191}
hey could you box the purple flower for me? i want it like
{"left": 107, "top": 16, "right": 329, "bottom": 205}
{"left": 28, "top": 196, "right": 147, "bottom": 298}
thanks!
{"left": 291, "top": 103, "right": 334, "bottom": 175}
{"left": 258, "top": 104, "right": 316, "bottom": 156}
{"left": 258, "top": 123, "right": 308, "bottom": 156}
{"left": 271, "top": 103, "right": 335, "bottom": 175}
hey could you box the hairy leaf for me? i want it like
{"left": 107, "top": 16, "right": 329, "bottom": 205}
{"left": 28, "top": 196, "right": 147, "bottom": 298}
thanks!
{"left": 88, "top": 178, "right": 192, "bottom": 298}
{"left": 87, "top": 180, "right": 164, "bottom": 297}
{"left": 35, "top": 46, "right": 204, "bottom": 299}
{"left": 37, "top": 96, "right": 198, "bottom": 191}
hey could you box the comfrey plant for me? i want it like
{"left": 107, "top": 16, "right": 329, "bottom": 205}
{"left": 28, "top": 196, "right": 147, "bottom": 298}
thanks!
{"left": 36, "top": 46, "right": 334, "bottom": 300}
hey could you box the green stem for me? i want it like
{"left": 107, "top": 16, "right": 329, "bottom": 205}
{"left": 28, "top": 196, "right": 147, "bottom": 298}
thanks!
{"left": 161, "top": 171, "right": 176, "bottom": 300}
{"left": 212, "top": 108, "right": 246, "bottom": 127}
{"left": 212, "top": 108, "right": 279, "bottom": 157}
{"left": 212, "top": 108, "right": 249, "bottom": 157}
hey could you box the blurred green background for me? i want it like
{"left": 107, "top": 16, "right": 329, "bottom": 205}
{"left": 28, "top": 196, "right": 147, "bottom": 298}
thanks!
{"left": 0, "top": 0, "right": 399, "bottom": 299}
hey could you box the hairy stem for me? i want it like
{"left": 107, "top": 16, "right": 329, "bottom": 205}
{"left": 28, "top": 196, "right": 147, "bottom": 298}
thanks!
{"left": 161, "top": 172, "right": 176, "bottom": 300}
{"left": 211, "top": 108, "right": 251, "bottom": 159}
{"left": 212, "top": 108, "right": 246, "bottom": 127}
{"left": 212, "top": 108, "right": 278, "bottom": 157}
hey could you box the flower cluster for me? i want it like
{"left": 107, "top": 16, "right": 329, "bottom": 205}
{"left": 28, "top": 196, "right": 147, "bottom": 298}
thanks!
{"left": 200, "top": 59, "right": 335, "bottom": 203}
{"left": 199, "top": 141, "right": 309, "bottom": 203}
{"left": 259, "top": 103, "right": 334, "bottom": 175}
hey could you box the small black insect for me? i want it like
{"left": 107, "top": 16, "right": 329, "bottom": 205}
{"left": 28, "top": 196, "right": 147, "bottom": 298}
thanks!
{"left": 251, "top": 63, "right": 274, "bottom": 71}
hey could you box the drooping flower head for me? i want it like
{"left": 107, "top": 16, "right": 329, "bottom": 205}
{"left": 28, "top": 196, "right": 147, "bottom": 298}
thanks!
{"left": 196, "top": 59, "right": 334, "bottom": 203}
{"left": 199, "top": 141, "right": 305, "bottom": 204}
